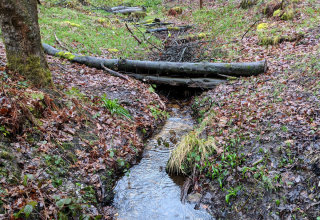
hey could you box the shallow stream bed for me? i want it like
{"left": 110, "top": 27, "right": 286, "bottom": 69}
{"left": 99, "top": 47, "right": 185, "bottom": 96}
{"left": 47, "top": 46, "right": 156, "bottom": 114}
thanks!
{"left": 113, "top": 105, "right": 212, "bottom": 220}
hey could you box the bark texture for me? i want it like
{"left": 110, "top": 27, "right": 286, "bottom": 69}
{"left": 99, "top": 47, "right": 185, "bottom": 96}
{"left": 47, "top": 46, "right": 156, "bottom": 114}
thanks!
{"left": 127, "top": 74, "right": 226, "bottom": 88}
{"left": 0, "top": 0, "right": 52, "bottom": 87}
{"left": 43, "top": 43, "right": 267, "bottom": 77}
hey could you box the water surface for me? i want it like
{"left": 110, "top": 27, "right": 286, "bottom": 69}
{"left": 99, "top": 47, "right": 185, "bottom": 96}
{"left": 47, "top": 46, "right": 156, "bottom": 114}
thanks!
{"left": 113, "top": 107, "right": 212, "bottom": 220}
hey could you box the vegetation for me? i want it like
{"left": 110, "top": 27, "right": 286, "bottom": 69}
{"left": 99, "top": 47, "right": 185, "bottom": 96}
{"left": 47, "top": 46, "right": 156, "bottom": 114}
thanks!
{"left": 38, "top": 1, "right": 162, "bottom": 58}
{"left": 101, "top": 95, "right": 132, "bottom": 120}
{"left": 0, "top": 0, "right": 320, "bottom": 219}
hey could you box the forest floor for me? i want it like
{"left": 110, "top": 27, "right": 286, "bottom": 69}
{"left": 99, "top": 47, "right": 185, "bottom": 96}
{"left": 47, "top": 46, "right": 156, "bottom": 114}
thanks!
{"left": 0, "top": 0, "right": 320, "bottom": 219}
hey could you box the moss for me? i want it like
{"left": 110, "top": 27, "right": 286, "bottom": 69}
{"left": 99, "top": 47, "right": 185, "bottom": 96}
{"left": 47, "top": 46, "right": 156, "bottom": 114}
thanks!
{"left": 259, "top": 35, "right": 282, "bottom": 45}
{"left": 273, "top": 9, "right": 282, "bottom": 17}
{"left": 96, "top": 18, "right": 107, "bottom": 24}
{"left": 171, "top": 7, "right": 183, "bottom": 14}
{"left": 257, "top": 23, "right": 269, "bottom": 31}
{"left": 62, "top": 21, "right": 81, "bottom": 27}
{"left": 198, "top": 33, "right": 207, "bottom": 38}
{"left": 107, "top": 48, "right": 119, "bottom": 53}
{"left": 168, "top": 27, "right": 180, "bottom": 31}
{"left": 130, "top": 12, "right": 147, "bottom": 20}
{"left": 0, "top": 151, "right": 13, "bottom": 160}
{"left": 273, "top": 35, "right": 281, "bottom": 44}
{"left": 56, "top": 51, "right": 76, "bottom": 60}
{"left": 7, "top": 55, "right": 53, "bottom": 87}
{"left": 25, "top": 91, "right": 45, "bottom": 100}
{"left": 60, "top": 142, "right": 75, "bottom": 150}
{"left": 141, "top": 19, "right": 154, "bottom": 24}
{"left": 281, "top": 9, "right": 295, "bottom": 20}
{"left": 262, "top": 0, "right": 282, "bottom": 16}
{"left": 240, "top": 0, "right": 257, "bottom": 9}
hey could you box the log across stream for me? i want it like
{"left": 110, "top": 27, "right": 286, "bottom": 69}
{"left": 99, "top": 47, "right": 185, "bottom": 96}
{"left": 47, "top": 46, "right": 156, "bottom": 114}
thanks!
{"left": 113, "top": 105, "right": 212, "bottom": 219}
{"left": 43, "top": 43, "right": 267, "bottom": 89}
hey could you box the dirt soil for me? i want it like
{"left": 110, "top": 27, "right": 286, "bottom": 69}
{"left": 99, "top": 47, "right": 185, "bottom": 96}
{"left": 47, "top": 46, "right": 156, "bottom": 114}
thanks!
{"left": 191, "top": 22, "right": 320, "bottom": 220}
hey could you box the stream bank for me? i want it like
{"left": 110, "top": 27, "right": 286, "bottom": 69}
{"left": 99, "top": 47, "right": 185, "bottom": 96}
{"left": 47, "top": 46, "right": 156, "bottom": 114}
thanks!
{"left": 0, "top": 43, "right": 168, "bottom": 219}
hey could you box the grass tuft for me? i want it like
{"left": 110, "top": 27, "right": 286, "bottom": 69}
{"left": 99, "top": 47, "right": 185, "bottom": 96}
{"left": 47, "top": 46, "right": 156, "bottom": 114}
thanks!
{"left": 167, "top": 130, "right": 215, "bottom": 175}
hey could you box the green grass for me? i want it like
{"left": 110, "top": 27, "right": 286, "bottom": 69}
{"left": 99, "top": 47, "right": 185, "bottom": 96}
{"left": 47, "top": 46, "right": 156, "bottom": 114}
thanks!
{"left": 39, "top": 5, "right": 162, "bottom": 57}
{"left": 44, "top": 0, "right": 163, "bottom": 8}
{"left": 191, "top": 2, "right": 260, "bottom": 40}
{"left": 101, "top": 95, "right": 132, "bottom": 120}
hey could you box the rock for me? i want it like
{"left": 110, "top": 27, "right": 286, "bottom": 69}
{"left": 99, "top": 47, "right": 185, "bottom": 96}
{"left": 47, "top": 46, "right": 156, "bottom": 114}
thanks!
{"left": 187, "top": 192, "right": 202, "bottom": 203}
{"left": 202, "top": 192, "right": 213, "bottom": 203}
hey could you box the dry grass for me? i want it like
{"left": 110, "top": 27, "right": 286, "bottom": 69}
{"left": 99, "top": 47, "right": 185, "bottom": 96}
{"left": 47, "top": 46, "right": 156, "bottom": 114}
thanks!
{"left": 167, "top": 130, "right": 216, "bottom": 175}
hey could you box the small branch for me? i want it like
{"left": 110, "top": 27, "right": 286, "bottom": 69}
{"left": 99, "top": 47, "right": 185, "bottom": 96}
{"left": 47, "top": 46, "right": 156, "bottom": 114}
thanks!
{"left": 54, "top": 32, "right": 68, "bottom": 51}
{"left": 241, "top": 19, "right": 261, "bottom": 40}
{"left": 98, "top": 175, "right": 106, "bottom": 203}
{"left": 133, "top": 25, "right": 162, "bottom": 52}
{"left": 179, "top": 47, "right": 187, "bottom": 62}
{"left": 101, "top": 63, "right": 129, "bottom": 81}
{"left": 125, "top": 23, "right": 142, "bottom": 44}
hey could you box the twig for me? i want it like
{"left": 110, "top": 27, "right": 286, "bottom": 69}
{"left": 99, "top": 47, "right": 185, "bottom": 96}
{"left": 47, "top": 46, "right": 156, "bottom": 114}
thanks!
{"left": 101, "top": 63, "right": 129, "bottom": 81}
{"left": 54, "top": 32, "right": 68, "bottom": 51}
{"left": 125, "top": 23, "right": 142, "bottom": 44}
{"left": 133, "top": 25, "right": 162, "bottom": 52}
{"left": 98, "top": 175, "right": 106, "bottom": 202}
{"left": 179, "top": 47, "right": 187, "bottom": 62}
{"left": 241, "top": 19, "right": 261, "bottom": 40}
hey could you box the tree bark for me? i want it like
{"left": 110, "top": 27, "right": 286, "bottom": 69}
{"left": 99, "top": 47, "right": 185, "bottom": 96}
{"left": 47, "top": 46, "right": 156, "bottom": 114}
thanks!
{"left": 0, "top": 0, "right": 52, "bottom": 87}
{"left": 43, "top": 43, "right": 267, "bottom": 78}
{"left": 127, "top": 74, "right": 226, "bottom": 88}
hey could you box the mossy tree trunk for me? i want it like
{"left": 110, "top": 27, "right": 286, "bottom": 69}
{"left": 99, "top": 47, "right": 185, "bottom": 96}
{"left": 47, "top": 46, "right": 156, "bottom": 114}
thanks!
{"left": 0, "top": 0, "right": 52, "bottom": 87}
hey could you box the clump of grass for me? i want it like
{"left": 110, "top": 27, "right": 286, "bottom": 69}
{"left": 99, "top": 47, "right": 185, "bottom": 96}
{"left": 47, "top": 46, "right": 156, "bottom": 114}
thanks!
{"left": 101, "top": 95, "right": 132, "bottom": 120}
{"left": 167, "top": 130, "right": 215, "bottom": 175}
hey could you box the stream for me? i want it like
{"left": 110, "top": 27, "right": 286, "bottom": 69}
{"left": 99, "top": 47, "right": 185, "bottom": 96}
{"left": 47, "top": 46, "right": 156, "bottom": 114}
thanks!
{"left": 113, "top": 104, "right": 212, "bottom": 220}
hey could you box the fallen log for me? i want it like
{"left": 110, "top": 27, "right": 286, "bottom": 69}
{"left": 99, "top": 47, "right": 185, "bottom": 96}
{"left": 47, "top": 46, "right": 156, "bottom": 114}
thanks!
{"left": 146, "top": 26, "right": 192, "bottom": 33}
{"left": 92, "top": 6, "right": 145, "bottom": 14}
{"left": 42, "top": 43, "right": 267, "bottom": 78}
{"left": 127, "top": 74, "right": 227, "bottom": 88}
{"left": 111, "top": 6, "right": 145, "bottom": 14}
{"left": 143, "top": 22, "right": 173, "bottom": 27}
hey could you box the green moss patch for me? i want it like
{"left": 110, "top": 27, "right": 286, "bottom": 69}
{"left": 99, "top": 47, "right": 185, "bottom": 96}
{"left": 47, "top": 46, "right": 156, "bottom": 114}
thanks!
{"left": 7, "top": 55, "right": 52, "bottom": 87}
{"left": 56, "top": 51, "right": 76, "bottom": 60}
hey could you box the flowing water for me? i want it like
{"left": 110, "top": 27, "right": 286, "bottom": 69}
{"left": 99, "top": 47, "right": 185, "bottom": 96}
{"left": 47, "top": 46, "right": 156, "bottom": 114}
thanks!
{"left": 113, "top": 106, "right": 212, "bottom": 220}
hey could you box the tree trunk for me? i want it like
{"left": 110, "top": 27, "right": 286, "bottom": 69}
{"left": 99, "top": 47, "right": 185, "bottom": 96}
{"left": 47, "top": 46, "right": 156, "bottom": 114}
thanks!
{"left": 200, "top": 0, "right": 203, "bottom": 9}
{"left": 0, "top": 0, "right": 52, "bottom": 87}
